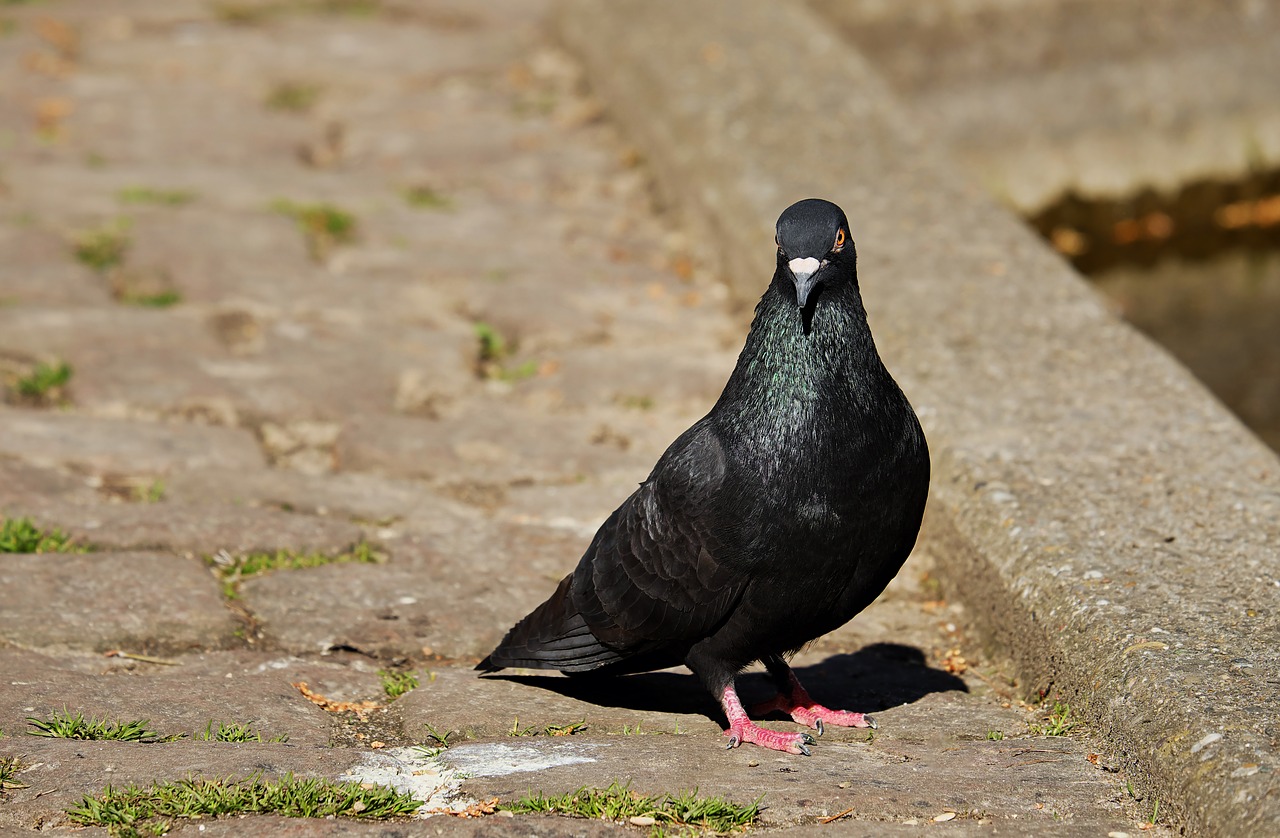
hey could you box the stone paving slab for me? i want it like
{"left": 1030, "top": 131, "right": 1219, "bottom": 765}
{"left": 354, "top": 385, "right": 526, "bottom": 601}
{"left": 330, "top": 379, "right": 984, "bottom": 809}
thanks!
{"left": 0, "top": 552, "right": 236, "bottom": 654}
{"left": 245, "top": 527, "right": 586, "bottom": 660}
{"left": 0, "top": 648, "right": 344, "bottom": 749}
{"left": 0, "top": 739, "right": 357, "bottom": 833}
{"left": 0, "top": 409, "right": 264, "bottom": 475}
{"left": 3, "top": 499, "right": 364, "bottom": 557}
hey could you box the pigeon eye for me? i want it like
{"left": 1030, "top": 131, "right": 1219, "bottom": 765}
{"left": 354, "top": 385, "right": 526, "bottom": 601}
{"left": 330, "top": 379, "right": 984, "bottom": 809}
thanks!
{"left": 833, "top": 229, "right": 846, "bottom": 252}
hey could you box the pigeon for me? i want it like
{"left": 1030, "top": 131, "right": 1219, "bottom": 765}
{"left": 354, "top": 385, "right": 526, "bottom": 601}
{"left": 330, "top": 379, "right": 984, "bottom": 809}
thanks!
{"left": 478, "top": 198, "right": 930, "bottom": 755}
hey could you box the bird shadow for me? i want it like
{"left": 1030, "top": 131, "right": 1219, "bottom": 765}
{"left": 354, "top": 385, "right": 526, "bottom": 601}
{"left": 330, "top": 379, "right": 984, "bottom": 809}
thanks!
{"left": 486, "top": 643, "right": 967, "bottom": 727}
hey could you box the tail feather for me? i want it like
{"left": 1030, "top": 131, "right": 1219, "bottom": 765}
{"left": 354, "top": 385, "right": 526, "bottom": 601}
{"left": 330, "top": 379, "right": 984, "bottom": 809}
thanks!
{"left": 477, "top": 574, "right": 624, "bottom": 673}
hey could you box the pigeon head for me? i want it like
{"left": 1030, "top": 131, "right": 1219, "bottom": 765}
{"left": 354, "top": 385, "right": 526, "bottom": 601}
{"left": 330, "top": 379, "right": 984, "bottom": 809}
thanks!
{"left": 774, "top": 198, "right": 854, "bottom": 308}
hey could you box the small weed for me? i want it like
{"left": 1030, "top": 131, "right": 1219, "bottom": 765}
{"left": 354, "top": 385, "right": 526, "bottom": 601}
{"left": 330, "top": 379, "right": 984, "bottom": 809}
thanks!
{"left": 119, "top": 289, "right": 181, "bottom": 308}
{"left": 378, "top": 669, "right": 419, "bottom": 699}
{"left": 473, "top": 322, "right": 537, "bottom": 382}
{"left": 205, "top": 542, "right": 381, "bottom": 599}
{"left": 620, "top": 723, "right": 642, "bottom": 736}
{"left": 0, "top": 755, "right": 25, "bottom": 792}
{"left": 266, "top": 81, "right": 322, "bottom": 113}
{"left": 402, "top": 185, "right": 452, "bottom": 211}
{"left": 27, "top": 709, "right": 182, "bottom": 743}
{"left": 1029, "top": 701, "right": 1082, "bottom": 737}
{"left": 509, "top": 717, "right": 537, "bottom": 737}
{"left": 213, "top": 2, "right": 272, "bottom": 24}
{"left": 9, "top": 359, "right": 72, "bottom": 405}
{"left": 271, "top": 199, "right": 357, "bottom": 261}
{"left": 217, "top": 1, "right": 382, "bottom": 26}
{"left": 72, "top": 218, "right": 131, "bottom": 272}
{"left": 618, "top": 394, "right": 655, "bottom": 411}
{"left": 196, "top": 720, "right": 288, "bottom": 743}
{"left": 67, "top": 772, "right": 422, "bottom": 835}
{"left": 117, "top": 187, "right": 195, "bottom": 206}
{"left": 421, "top": 723, "right": 453, "bottom": 749}
{"left": 1149, "top": 799, "right": 1160, "bottom": 825}
{"left": 0, "top": 516, "right": 84, "bottom": 553}
{"left": 502, "top": 782, "right": 760, "bottom": 835}
{"left": 986, "top": 730, "right": 1005, "bottom": 741}
{"left": 136, "top": 479, "right": 165, "bottom": 503}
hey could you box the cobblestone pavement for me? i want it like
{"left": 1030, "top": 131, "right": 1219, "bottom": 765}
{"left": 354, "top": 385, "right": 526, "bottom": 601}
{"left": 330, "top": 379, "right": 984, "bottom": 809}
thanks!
{"left": 0, "top": 2, "right": 1172, "bottom": 835}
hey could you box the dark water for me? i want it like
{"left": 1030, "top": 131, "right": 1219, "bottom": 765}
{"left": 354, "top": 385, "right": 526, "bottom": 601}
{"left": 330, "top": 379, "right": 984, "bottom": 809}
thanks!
{"left": 1091, "top": 250, "right": 1280, "bottom": 452}
{"left": 1027, "top": 174, "right": 1280, "bottom": 453}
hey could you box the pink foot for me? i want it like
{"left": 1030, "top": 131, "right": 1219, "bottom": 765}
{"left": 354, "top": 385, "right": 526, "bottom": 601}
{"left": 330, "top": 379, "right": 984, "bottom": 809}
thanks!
{"left": 750, "top": 667, "right": 877, "bottom": 736}
{"left": 724, "top": 719, "right": 815, "bottom": 755}
{"left": 719, "top": 684, "right": 815, "bottom": 755}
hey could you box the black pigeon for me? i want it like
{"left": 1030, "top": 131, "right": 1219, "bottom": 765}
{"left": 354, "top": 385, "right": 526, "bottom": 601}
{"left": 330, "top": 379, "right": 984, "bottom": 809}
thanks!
{"left": 478, "top": 198, "right": 930, "bottom": 755}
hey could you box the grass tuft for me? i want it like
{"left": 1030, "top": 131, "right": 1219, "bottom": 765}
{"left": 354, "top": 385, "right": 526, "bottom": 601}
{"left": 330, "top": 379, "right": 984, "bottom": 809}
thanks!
{"left": 0, "top": 516, "right": 85, "bottom": 553}
{"left": 0, "top": 755, "right": 25, "bottom": 792}
{"left": 265, "top": 81, "right": 322, "bottom": 113}
{"left": 271, "top": 199, "right": 357, "bottom": 261}
{"left": 117, "top": 187, "right": 196, "bottom": 206}
{"left": 402, "top": 185, "right": 452, "bottom": 211}
{"left": 503, "top": 782, "right": 760, "bottom": 835}
{"left": 120, "top": 289, "right": 182, "bottom": 308}
{"left": 205, "top": 542, "right": 381, "bottom": 598}
{"left": 67, "top": 772, "right": 421, "bottom": 835}
{"left": 473, "top": 322, "right": 537, "bottom": 382}
{"left": 215, "top": 0, "right": 383, "bottom": 24}
{"left": 73, "top": 218, "right": 131, "bottom": 272}
{"left": 196, "top": 720, "right": 288, "bottom": 743}
{"left": 378, "top": 669, "right": 419, "bottom": 699}
{"left": 9, "top": 359, "right": 72, "bottom": 405}
{"left": 27, "top": 709, "right": 182, "bottom": 743}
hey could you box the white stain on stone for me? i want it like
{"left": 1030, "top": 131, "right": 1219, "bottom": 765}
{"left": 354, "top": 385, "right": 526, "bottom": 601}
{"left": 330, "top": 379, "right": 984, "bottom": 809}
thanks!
{"left": 443, "top": 742, "right": 606, "bottom": 777}
{"left": 1191, "top": 732, "right": 1223, "bottom": 754}
{"left": 339, "top": 746, "right": 466, "bottom": 816}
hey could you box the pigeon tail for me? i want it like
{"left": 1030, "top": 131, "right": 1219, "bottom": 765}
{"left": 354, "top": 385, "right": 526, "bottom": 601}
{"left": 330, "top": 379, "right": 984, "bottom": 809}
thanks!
{"left": 476, "top": 574, "right": 625, "bottom": 674}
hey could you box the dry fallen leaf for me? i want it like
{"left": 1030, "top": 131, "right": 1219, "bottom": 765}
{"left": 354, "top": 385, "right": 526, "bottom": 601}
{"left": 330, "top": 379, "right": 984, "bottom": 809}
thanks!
{"left": 426, "top": 797, "right": 499, "bottom": 818}
{"left": 292, "top": 681, "right": 382, "bottom": 719}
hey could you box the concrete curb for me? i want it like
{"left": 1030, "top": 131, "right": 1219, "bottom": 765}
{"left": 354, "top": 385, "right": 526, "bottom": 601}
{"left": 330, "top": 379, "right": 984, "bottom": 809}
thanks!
{"left": 555, "top": 2, "right": 1280, "bottom": 834}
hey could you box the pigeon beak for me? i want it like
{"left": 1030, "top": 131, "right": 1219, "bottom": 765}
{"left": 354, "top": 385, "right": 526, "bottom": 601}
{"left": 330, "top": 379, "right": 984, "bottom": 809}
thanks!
{"left": 789, "top": 257, "right": 821, "bottom": 307}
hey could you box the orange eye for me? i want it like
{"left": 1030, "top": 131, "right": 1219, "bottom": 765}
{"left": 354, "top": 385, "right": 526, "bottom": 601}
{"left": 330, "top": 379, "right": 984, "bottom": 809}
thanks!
{"left": 834, "top": 228, "right": 846, "bottom": 251}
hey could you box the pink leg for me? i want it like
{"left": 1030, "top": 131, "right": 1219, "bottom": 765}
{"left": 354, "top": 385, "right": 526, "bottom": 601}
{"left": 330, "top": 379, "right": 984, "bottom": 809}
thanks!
{"left": 721, "top": 685, "right": 815, "bottom": 755}
{"left": 750, "top": 665, "right": 876, "bottom": 736}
